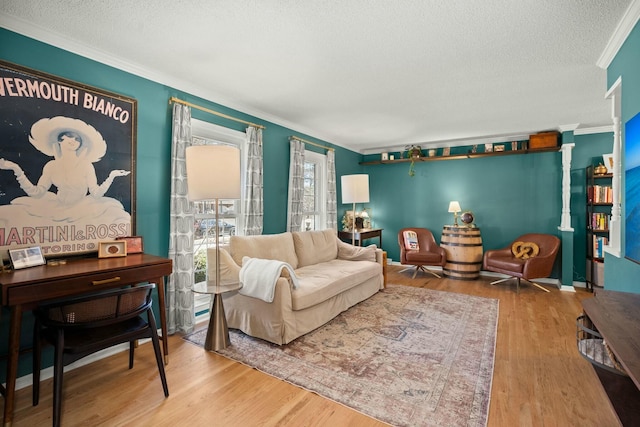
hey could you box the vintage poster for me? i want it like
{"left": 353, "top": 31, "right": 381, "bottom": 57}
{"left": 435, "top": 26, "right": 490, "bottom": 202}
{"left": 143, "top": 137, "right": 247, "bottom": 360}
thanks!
{"left": 0, "top": 61, "right": 136, "bottom": 259}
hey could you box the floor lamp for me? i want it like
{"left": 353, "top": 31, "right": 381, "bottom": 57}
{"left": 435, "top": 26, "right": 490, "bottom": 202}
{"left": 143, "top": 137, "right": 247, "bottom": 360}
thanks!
{"left": 186, "top": 144, "right": 240, "bottom": 350}
{"left": 341, "top": 174, "right": 370, "bottom": 245}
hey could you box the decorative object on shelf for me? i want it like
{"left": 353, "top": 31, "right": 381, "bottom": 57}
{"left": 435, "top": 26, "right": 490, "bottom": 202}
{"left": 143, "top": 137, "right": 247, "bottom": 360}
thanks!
{"left": 528, "top": 131, "right": 560, "bottom": 150}
{"left": 484, "top": 143, "right": 493, "bottom": 152}
{"left": 494, "top": 144, "right": 505, "bottom": 152}
{"left": 98, "top": 241, "right": 127, "bottom": 258}
{"left": 341, "top": 174, "right": 370, "bottom": 244}
{"left": 389, "top": 154, "right": 395, "bottom": 160}
{"left": 460, "top": 211, "right": 475, "bottom": 226}
{"left": 448, "top": 201, "right": 462, "bottom": 226}
{"left": 381, "top": 152, "right": 389, "bottom": 161}
{"left": 404, "top": 145, "right": 422, "bottom": 177}
{"left": 511, "top": 141, "right": 518, "bottom": 151}
{"left": 594, "top": 163, "right": 608, "bottom": 175}
{"left": 471, "top": 145, "right": 478, "bottom": 153}
{"left": 428, "top": 149, "right": 436, "bottom": 157}
{"left": 442, "top": 147, "right": 450, "bottom": 156}
{"left": 602, "top": 153, "right": 613, "bottom": 173}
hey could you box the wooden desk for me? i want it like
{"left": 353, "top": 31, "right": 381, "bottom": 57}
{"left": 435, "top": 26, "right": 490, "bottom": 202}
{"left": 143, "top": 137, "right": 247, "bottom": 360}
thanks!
{"left": 0, "top": 253, "right": 172, "bottom": 427}
{"left": 338, "top": 228, "right": 382, "bottom": 247}
{"left": 581, "top": 290, "right": 640, "bottom": 426}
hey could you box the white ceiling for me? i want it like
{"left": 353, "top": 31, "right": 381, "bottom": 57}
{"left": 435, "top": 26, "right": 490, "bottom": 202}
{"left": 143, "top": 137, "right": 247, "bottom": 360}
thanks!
{"left": 0, "top": 1, "right": 637, "bottom": 153}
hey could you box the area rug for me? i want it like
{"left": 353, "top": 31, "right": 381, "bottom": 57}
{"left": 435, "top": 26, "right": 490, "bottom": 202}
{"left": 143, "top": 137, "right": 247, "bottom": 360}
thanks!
{"left": 183, "top": 285, "right": 498, "bottom": 427}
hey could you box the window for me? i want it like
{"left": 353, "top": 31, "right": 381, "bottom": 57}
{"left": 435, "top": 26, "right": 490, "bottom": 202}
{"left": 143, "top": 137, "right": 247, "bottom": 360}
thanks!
{"left": 302, "top": 150, "right": 327, "bottom": 231}
{"left": 191, "top": 119, "right": 245, "bottom": 318}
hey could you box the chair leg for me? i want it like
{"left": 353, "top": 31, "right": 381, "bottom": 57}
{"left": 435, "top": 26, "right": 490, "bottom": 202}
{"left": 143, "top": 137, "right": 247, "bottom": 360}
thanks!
{"left": 147, "top": 310, "right": 169, "bottom": 397}
{"left": 129, "top": 341, "right": 135, "bottom": 369}
{"left": 411, "top": 266, "right": 419, "bottom": 279}
{"left": 53, "top": 330, "right": 65, "bottom": 427}
{"left": 420, "top": 266, "right": 442, "bottom": 279}
{"left": 527, "top": 280, "right": 551, "bottom": 293}
{"left": 32, "top": 320, "right": 41, "bottom": 406}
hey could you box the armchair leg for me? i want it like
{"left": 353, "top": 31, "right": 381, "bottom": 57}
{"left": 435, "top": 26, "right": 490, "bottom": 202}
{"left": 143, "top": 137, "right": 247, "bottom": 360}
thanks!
{"left": 491, "top": 276, "right": 551, "bottom": 293}
{"left": 419, "top": 266, "right": 441, "bottom": 279}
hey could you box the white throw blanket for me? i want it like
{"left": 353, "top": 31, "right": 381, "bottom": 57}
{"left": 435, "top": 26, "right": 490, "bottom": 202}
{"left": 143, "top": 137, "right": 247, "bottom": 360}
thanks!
{"left": 239, "top": 256, "right": 299, "bottom": 302}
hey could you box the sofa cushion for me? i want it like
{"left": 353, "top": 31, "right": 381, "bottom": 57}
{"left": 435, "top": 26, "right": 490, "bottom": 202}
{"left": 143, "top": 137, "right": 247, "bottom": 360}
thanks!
{"left": 229, "top": 232, "right": 298, "bottom": 269}
{"left": 291, "top": 259, "right": 381, "bottom": 310}
{"left": 292, "top": 229, "right": 338, "bottom": 268}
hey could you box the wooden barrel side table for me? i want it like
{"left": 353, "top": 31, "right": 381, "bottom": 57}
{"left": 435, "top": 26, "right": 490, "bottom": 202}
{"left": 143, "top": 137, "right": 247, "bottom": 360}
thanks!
{"left": 440, "top": 226, "right": 483, "bottom": 280}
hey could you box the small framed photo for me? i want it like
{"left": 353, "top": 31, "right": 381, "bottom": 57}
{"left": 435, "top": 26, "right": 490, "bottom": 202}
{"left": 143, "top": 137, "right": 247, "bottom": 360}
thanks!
{"left": 9, "top": 246, "right": 46, "bottom": 270}
{"left": 381, "top": 152, "right": 389, "bottom": 161}
{"left": 484, "top": 143, "right": 493, "bottom": 152}
{"left": 602, "top": 153, "right": 614, "bottom": 173}
{"left": 98, "top": 241, "right": 127, "bottom": 258}
{"left": 494, "top": 144, "right": 505, "bottom": 152}
{"left": 116, "top": 235, "right": 144, "bottom": 254}
{"left": 442, "top": 147, "right": 450, "bottom": 156}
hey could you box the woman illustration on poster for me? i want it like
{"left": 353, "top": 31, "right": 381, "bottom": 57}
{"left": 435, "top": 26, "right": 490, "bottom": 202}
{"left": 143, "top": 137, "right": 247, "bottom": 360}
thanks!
{"left": 0, "top": 116, "right": 130, "bottom": 223}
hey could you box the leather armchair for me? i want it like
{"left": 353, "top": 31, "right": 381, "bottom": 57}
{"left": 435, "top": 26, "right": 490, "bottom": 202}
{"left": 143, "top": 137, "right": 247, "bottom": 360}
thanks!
{"left": 398, "top": 227, "right": 446, "bottom": 278}
{"left": 483, "top": 233, "right": 560, "bottom": 292}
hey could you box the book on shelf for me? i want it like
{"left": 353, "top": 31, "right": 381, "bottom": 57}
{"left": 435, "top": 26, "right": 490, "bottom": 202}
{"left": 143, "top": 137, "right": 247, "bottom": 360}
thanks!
{"left": 592, "top": 235, "right": 609, "bottom": 258}
{"left": 591, "top": 213, "right": 610, "bottom": 231}
{"left": 587, "top": 185, "right": 612, "bottom": 203}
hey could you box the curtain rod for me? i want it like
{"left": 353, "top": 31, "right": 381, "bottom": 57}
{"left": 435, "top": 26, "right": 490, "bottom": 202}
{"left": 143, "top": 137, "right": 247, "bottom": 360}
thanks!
{"left": 169, "top": 97, "right": 265, "bottom": 129}
{"left": 290, "top": 135, "right": 334, "bottom": 151}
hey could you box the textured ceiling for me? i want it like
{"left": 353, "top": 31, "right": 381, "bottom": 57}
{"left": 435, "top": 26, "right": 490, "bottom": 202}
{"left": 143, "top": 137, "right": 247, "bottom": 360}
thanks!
{"left": 0, "top": 1, "right": 635, "bottom": 153}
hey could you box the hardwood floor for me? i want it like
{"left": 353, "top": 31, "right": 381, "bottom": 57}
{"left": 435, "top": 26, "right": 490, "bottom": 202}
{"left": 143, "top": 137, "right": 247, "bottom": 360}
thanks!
{"left": 6, "top": 266, "right": 621, "bottom": 426}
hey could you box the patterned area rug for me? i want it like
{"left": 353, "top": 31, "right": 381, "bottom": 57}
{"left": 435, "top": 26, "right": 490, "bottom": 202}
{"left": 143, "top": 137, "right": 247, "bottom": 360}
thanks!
{"left": 183, "top": 285, "right": 498, "bottom": 427}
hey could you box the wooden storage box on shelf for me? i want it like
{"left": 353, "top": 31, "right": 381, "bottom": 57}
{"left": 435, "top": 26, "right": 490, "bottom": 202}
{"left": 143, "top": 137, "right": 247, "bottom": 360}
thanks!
{"left": 528, "top": 131, "right": 560, "bottom": 150}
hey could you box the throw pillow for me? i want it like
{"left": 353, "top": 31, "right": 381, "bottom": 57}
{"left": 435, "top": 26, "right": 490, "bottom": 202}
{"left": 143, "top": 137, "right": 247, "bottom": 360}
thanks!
{"left": 511, "top": 241, "right": 540, "bottom": 259}
{"left": 337, "top": 240, "right": 377, "bottom": 262}
{"left": 403, "top": 230, "right": 419, "bottom": 250}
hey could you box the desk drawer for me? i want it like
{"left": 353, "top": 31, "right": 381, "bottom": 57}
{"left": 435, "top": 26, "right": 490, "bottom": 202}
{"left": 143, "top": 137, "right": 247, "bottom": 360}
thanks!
{"left": 7, "top": 263, "right": 171, "bottom": 305}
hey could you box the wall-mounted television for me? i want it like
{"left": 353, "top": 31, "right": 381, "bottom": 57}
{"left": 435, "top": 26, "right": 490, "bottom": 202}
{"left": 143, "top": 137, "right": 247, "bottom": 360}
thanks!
{"left": 625, "top": 110, "right": 640, "bottom": 264}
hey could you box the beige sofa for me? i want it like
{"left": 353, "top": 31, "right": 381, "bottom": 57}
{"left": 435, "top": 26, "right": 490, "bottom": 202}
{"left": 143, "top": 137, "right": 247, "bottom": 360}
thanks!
{"left": 211, "top": 229, "right": 384, "bottom": 345}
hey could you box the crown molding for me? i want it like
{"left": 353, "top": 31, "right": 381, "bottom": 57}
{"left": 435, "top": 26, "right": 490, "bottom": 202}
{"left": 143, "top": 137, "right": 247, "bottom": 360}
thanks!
{"left": 597, "top": 0, "right": 640, "bottom": 69}
{"left": 574, "top": 125, "right": 613, "bottom": 135}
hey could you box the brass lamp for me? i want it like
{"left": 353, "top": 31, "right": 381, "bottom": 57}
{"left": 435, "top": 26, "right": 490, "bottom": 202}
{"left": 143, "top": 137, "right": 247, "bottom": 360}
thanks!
{"left": 186, "top": 144, "right": 241, "bottom": 351}
{"left": 448, "top": 201, "right": 461, "bottom": 227}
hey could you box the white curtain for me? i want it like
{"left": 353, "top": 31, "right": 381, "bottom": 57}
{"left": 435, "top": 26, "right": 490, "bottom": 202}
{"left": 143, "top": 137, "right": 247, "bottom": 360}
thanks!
{"left": 244, "top": 126, "right": 263, "bottom": 235}
{"left": 167, "top": 104, "right": 196, "bottom": 334}
{"left": 287, "top": 138, "right": 305, "bottom": 231}
{"left": 326, "top": 149, "right": 337, "bottom": 230}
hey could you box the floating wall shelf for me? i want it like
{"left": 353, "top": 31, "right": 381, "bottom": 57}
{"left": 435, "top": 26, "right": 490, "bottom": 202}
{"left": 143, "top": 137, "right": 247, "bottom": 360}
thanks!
{"left": 360, "top": 146, "right": 560, "bottom": 165}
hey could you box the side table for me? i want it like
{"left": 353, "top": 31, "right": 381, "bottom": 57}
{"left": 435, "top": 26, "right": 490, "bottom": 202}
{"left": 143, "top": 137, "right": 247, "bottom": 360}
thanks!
{"left": 338, "top": 228, "right": 383, "bottom": 247}
{"left": 440, "top": 225, "right": 483, "bottom": 280}
{"left": 192, "top": 281, "right": 242, "bottom": 351}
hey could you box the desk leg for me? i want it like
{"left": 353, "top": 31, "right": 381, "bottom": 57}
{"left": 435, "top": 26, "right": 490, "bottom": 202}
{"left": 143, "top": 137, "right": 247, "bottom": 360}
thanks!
{"left": 4, "top": 305, "right": 22, "bottom": 427}
{"left": 153, "top": 276, "right": 169, "bottom": 365}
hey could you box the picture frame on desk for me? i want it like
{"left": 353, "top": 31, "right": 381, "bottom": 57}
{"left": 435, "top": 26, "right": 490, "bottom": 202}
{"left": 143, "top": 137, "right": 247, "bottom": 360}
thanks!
{"left": 8, "top": 246, "right": 46, "bottom": 270}
{"left": 98, "top": 241, "right": 127, "bottom": 258}
{"left": 116, "top": 235, "right": 143, "bottom": 254}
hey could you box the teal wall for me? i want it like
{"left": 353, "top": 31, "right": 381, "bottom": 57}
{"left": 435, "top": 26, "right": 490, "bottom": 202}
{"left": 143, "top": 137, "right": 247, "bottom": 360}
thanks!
{"left": 0, "top": 28, "right": 362, "bottom": 378}
{"left": 605, "top": 19, "right": 640, "bottom": 293}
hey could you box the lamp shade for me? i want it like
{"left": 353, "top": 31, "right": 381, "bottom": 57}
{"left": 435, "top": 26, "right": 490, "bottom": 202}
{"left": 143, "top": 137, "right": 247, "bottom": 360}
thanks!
{"left": 185, "top": 145, "right": 241, "bottom": 201}
{"left": 448, "top": 201, "right": 461, "bottom": 213}
{"left": 341, "top": 174, "right": 369, "bottom": 204}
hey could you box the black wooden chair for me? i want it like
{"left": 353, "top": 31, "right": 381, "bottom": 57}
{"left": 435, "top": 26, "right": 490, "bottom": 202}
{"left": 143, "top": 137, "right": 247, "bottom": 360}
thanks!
{"left": 32, "top": 283, "right": 169, "bottom": 427}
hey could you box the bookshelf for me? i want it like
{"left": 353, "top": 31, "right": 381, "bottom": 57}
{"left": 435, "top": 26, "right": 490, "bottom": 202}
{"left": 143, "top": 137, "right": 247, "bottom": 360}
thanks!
{"left": 585, "top": 165, "right": 612, "bottom": 291}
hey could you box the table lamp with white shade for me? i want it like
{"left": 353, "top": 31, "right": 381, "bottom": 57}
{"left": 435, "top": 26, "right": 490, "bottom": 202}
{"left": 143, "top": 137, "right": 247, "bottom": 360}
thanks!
{"left": 341, "top": 174, "right": 370, "bottom": 245}
{"left": 448, "top": 201, "right": 461, "bottom": 227}
{"left": 185, "top": 144, "right": 240, "bottom": 350}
